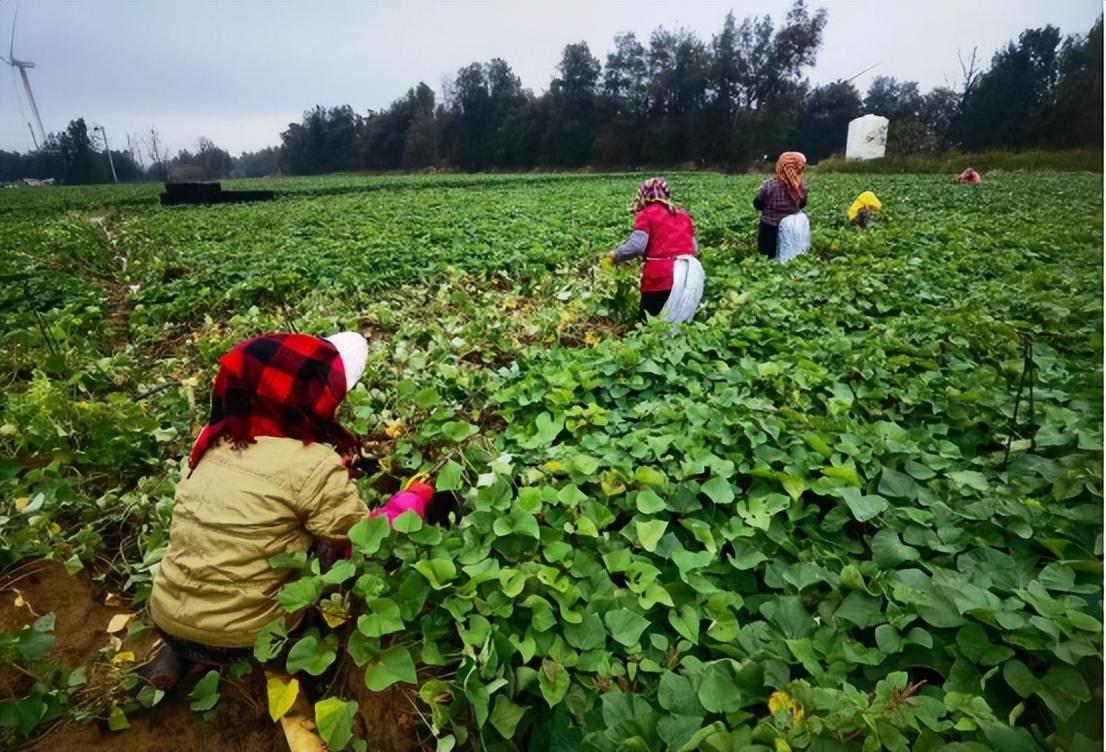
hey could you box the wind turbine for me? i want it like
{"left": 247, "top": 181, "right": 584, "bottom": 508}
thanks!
{"left": 2, "top": 6, "right": 46, "bottom": 148}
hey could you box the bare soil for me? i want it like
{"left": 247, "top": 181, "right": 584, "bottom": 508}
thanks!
{"left": 1, "top": 560, "right": 425, "bottom": 752}
{"left": 0, "top": 559, "right": 120, "bottom": 669}
{"left": 23, "top": 689, "right": 278, "bottom": 752}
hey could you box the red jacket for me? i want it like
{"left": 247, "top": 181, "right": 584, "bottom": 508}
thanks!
{"left": 633, "top": 203, "right": 697, "bottom": 292}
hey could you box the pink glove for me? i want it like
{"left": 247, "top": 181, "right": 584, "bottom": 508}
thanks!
{"left": 372, "top": 481, "right": 435, "bottom": 526}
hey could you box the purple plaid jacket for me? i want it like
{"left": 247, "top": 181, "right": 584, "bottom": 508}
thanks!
{"left": 753, "top": 177, "right": 808, "bottom": 227}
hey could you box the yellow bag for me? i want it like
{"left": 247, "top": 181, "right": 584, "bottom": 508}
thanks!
{"left": 847, "top": 191, "right": 882, "bottom": 221}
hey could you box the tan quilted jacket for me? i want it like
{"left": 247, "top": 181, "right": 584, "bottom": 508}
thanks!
{"left": 150, "top": 437, "right": 368, "bottom": 647}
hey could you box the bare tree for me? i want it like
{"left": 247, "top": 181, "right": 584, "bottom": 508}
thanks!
{"left": 958, "top": 47, "right": 980, "bottom": 102}
{"left": 126, "top": 132, "right": 145, "bottom": 173}
{"left": 144, "top": 125, "right": 169, "bottom": 181}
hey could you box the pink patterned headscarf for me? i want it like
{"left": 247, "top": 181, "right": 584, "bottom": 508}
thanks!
{"left": 630, "top": 177, "right": 677, "bottom": 214}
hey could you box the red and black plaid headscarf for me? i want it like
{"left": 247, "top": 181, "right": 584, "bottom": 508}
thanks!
{"left": 188, "top": 333, "right": 359, "bottom": 473}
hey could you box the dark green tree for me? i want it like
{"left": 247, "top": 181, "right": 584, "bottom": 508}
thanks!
{"left": 543, "top": 42, "right": 602, "bottom": 166}
{"left": 362, "top": 83, "right": 438, "bottom": 169}
{"left": 1051, "top": 17, "right": 1103, "bottom": 147}
{"left": 234, "top": 147, "right": 281, "bottom": 178}
{"left": 445, "top": 62, "right": 494, "bottom": 170}
{"left": 280, "top": 106, "right": 362, "bottom": 174}
{"left": 38, "top": 119, "right": 99, "bottom": 184}
{"left": 402, "top": 85, "right": 441, "bottom": 169}
{"left": 190, "top": 138, "right": 234, "bottom": 179}
{"left": 603, "top": 32, "right": 648, "bottom": 112}
{"left": 794, "top": 80, "right": 861, "bottom": 162}
{"left": 919, "top": 87, "right": 960, "bottom": 144}
{"left": 596, "top": 33, "right": 648, "bottom": 166}
{"left": 863, "top": 76, "right": 925, "bottom": 121}
{"left": 956, "top": 26, "right": 1062, "bottom": 149}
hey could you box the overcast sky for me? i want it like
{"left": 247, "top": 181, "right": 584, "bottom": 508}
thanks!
{"left": 1, "top": 0, "right": 1101, "bottom": 156}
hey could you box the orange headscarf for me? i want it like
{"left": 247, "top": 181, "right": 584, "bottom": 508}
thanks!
{"left": 776, "top": 152, "right": 807, "bottom": 203}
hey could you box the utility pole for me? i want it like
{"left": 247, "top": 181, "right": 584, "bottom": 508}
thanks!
{"left": 96, "top": 125, "right": 118, "bottom": 183}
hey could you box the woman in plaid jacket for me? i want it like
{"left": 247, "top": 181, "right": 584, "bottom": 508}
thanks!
{"left": 753, "top": 152, "right": 809, "bottom": 259}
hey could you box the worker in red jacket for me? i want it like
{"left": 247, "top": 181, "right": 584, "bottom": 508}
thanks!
{"left": 606, "top": 177, "right": 699, "bottom": 321}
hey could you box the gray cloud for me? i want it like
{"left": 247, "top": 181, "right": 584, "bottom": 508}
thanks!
{"left": 1, "top": 0, "right": 1100, "bottom": 155}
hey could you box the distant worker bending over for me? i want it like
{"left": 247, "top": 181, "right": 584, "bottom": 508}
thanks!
{"left": 753, "top": 152, "right": 809, "bottom": 260}
{"left": 848, "top": 190, "right": 882, "bottom": 228}
{"left": 607, "top": 177, "right": 703, "bottom": 323}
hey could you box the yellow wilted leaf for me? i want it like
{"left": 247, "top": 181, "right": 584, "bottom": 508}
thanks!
{"left": 267, "top": 674, "right": 300, "bottom": 722}
{"left": 544, "top": 460, "right": 565, "bottom": 474}
{"left": 768, "top": 691, "right": 794, "bottom": 715}
{"left": 104, "top": 592, "right": 123, "bottom": 607}
{"left": 318, "top": 594, "right": 350, "bottom": 629}
{"left": 774, "top": 739, "right": 792, "bottom": 752}
{"left": 384, "top": 419, "right": 405, "bottom": 439}
{"left": 584, "top": 331, "right": 600, "bottom": 347}
{"left": 13, "top": 497, "right": 29, "bottom": 512}
{"left": 112, "top": 651, "right": 136, "bottom": 664}
{"left": 768, "top": 690, "right": 805, "bottom": 721}
{"left": 281, "top": 714, "right": 325, "bottom": 752}
{"left": 49, "top": 522, "right": 61, "bottom": 535}
{"left": 12, "top": 588, "right": 38, "bottom": 616}
{"left": 321, "top": 610, "right": 348, "bottom": 629}
{"left": 106, "top": 613, "right": 133, "bottom": 634}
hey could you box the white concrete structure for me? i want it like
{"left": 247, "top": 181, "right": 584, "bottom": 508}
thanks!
{"left": 846, "top": 115, "right": 889, "bottom": 160}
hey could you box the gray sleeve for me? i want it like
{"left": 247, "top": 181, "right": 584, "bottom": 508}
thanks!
{"left": 611, "top": 230, "right": 649, "bottom": 262}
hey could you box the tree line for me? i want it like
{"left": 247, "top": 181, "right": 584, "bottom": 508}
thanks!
{"left": 1, "top": 4, "right": 1100, "bottom": 184}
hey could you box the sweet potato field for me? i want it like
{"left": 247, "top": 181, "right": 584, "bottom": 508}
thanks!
{"left": 0, "top": 172, "right": 1102, "bottom": 751}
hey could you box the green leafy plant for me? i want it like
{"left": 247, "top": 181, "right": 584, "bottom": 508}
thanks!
{"left": 0, "top": 172, "right": 1100, "bottom": 750}
{"left": 188, "top": 669, "right": 221, "bottom": 712}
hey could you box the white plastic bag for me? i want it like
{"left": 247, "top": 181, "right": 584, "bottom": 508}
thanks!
{"left": 662, "top": 255, "right": 704, "bottom": 325}
{"left": 776, "top": 212, "right": 811, "bottom": 264}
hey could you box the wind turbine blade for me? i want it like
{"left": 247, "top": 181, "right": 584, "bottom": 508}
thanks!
{"left": 9, "top": 4, "right": 17, "bottom": 61}
{"left": 845, "top": 60, "right": 883, "bottom": 84}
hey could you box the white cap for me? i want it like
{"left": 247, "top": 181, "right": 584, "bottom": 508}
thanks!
{"left": 325, "top": 331, "right": 369, "bottom": 393}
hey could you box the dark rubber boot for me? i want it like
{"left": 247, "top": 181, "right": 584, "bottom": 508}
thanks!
{"left": 137, "top": 642, "right": 188, "bottom": 691}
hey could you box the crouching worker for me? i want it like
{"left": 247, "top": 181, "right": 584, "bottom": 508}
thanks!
{"left": 606, "top": 177, "right": 703, "bottom": 323}
{"left": 848, "top": 191, "right": 882, "bottom": 228}
{"left": 142, "top": 331, "right": 372, "bottom": 689}
{"left": 957, "top": 168, "right": 982, "bottom": 185}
